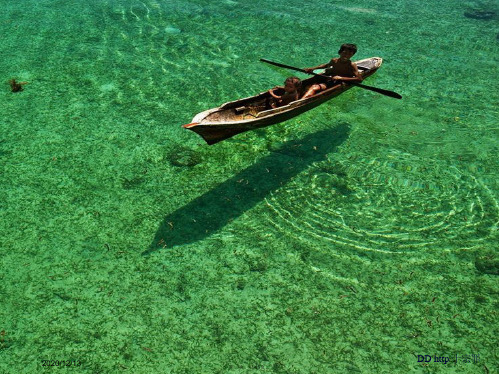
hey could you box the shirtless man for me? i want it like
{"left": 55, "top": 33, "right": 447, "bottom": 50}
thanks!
{"left": 302, "top": 43, "right": 363, "bottom": 99}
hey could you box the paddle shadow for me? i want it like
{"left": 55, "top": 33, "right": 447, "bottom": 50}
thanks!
{"left": 144, "top": 123, "right": 350, "bottom": 255}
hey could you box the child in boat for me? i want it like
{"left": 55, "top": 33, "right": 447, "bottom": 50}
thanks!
{"left": 301, "top": 43, "right": 363, "bottom": 99}
{"left": 268, "top": 76, "right": 302, "bottom": 108}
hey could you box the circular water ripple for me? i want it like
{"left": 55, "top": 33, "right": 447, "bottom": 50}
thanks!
{"left": 263, "top": 152, "right": 498, "bottom": 253}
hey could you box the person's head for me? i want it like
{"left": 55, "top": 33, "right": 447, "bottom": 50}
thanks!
{"left": 284, "top": 76, "right": 301, "bottom": 92}
{"left": 338, "top": 43, "right": 357, "bottom": 59}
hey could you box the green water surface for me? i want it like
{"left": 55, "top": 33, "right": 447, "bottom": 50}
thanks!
{"left": 1, "top": 0, "right": 497, "bottom": 373}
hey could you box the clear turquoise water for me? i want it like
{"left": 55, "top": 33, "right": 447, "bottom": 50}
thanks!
{"left": 1, "top": 0, "right": 497, "bottom": 372}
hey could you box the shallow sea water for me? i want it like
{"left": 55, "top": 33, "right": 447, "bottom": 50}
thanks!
{"left": 1, "top": 0, "right": 498, "bottom": 372}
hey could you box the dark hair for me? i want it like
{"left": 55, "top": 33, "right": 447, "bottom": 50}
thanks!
{"left": 285, "top": 76, "right": 301, "bottom": 88}
{"left": 338, "top": 43, "right": 357, "bottom": 54}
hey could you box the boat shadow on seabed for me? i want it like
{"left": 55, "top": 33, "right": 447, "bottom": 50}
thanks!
{"left": 143, "top": 123, "right": 350, "bottom": 255}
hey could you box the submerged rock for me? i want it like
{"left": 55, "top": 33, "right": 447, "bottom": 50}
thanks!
{"left": 475, "top": 256, "right": 499, "bottom": 275}
{"left": 130, "top": 4, "right": 148, "bottom": 18}
{"left": 464, "top": 9, "right": 496, "bottom": 20}
{"left": 168, "top": 147, "right": 201, "bottom": 167}
{"left": 122, "top": 176, "right": 145, "bottom": 190}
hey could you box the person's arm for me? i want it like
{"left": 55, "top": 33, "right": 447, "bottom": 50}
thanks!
{"left": 304, "top": 62, "right": 330, "bottom": 74}
{"left": 268, "top": 86, "right": 282, "bottom": 99}
{"left": 332, "top": 62, "right": 363, "bottom": 82}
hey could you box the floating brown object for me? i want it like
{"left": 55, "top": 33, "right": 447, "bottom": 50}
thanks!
{"left": 9, "top": 79, "right": 28, "bottom": 92}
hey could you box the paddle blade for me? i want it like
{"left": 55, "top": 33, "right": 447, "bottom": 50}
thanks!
{"left": 353, "top": 83, "right": 402, "bottom": 99}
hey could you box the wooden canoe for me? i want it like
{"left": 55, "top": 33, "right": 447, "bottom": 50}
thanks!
{"left": 183, "top": 57, "right": 383, "bottom": 145}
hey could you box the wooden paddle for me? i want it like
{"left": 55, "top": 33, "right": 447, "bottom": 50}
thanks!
{"left": 260, "top": 58, "right": 402, "bottom": 99}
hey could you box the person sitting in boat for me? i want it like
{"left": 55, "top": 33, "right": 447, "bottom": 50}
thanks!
{"left": 301, "top": 43, "right": 363, "bottom": 99}
{"left": 268, "top": 76, "right": 302, "bottom": 108}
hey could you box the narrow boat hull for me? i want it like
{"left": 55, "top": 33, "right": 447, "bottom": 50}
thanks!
{"left": 184, "top": 57, "right": 382, "bottom": 144}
